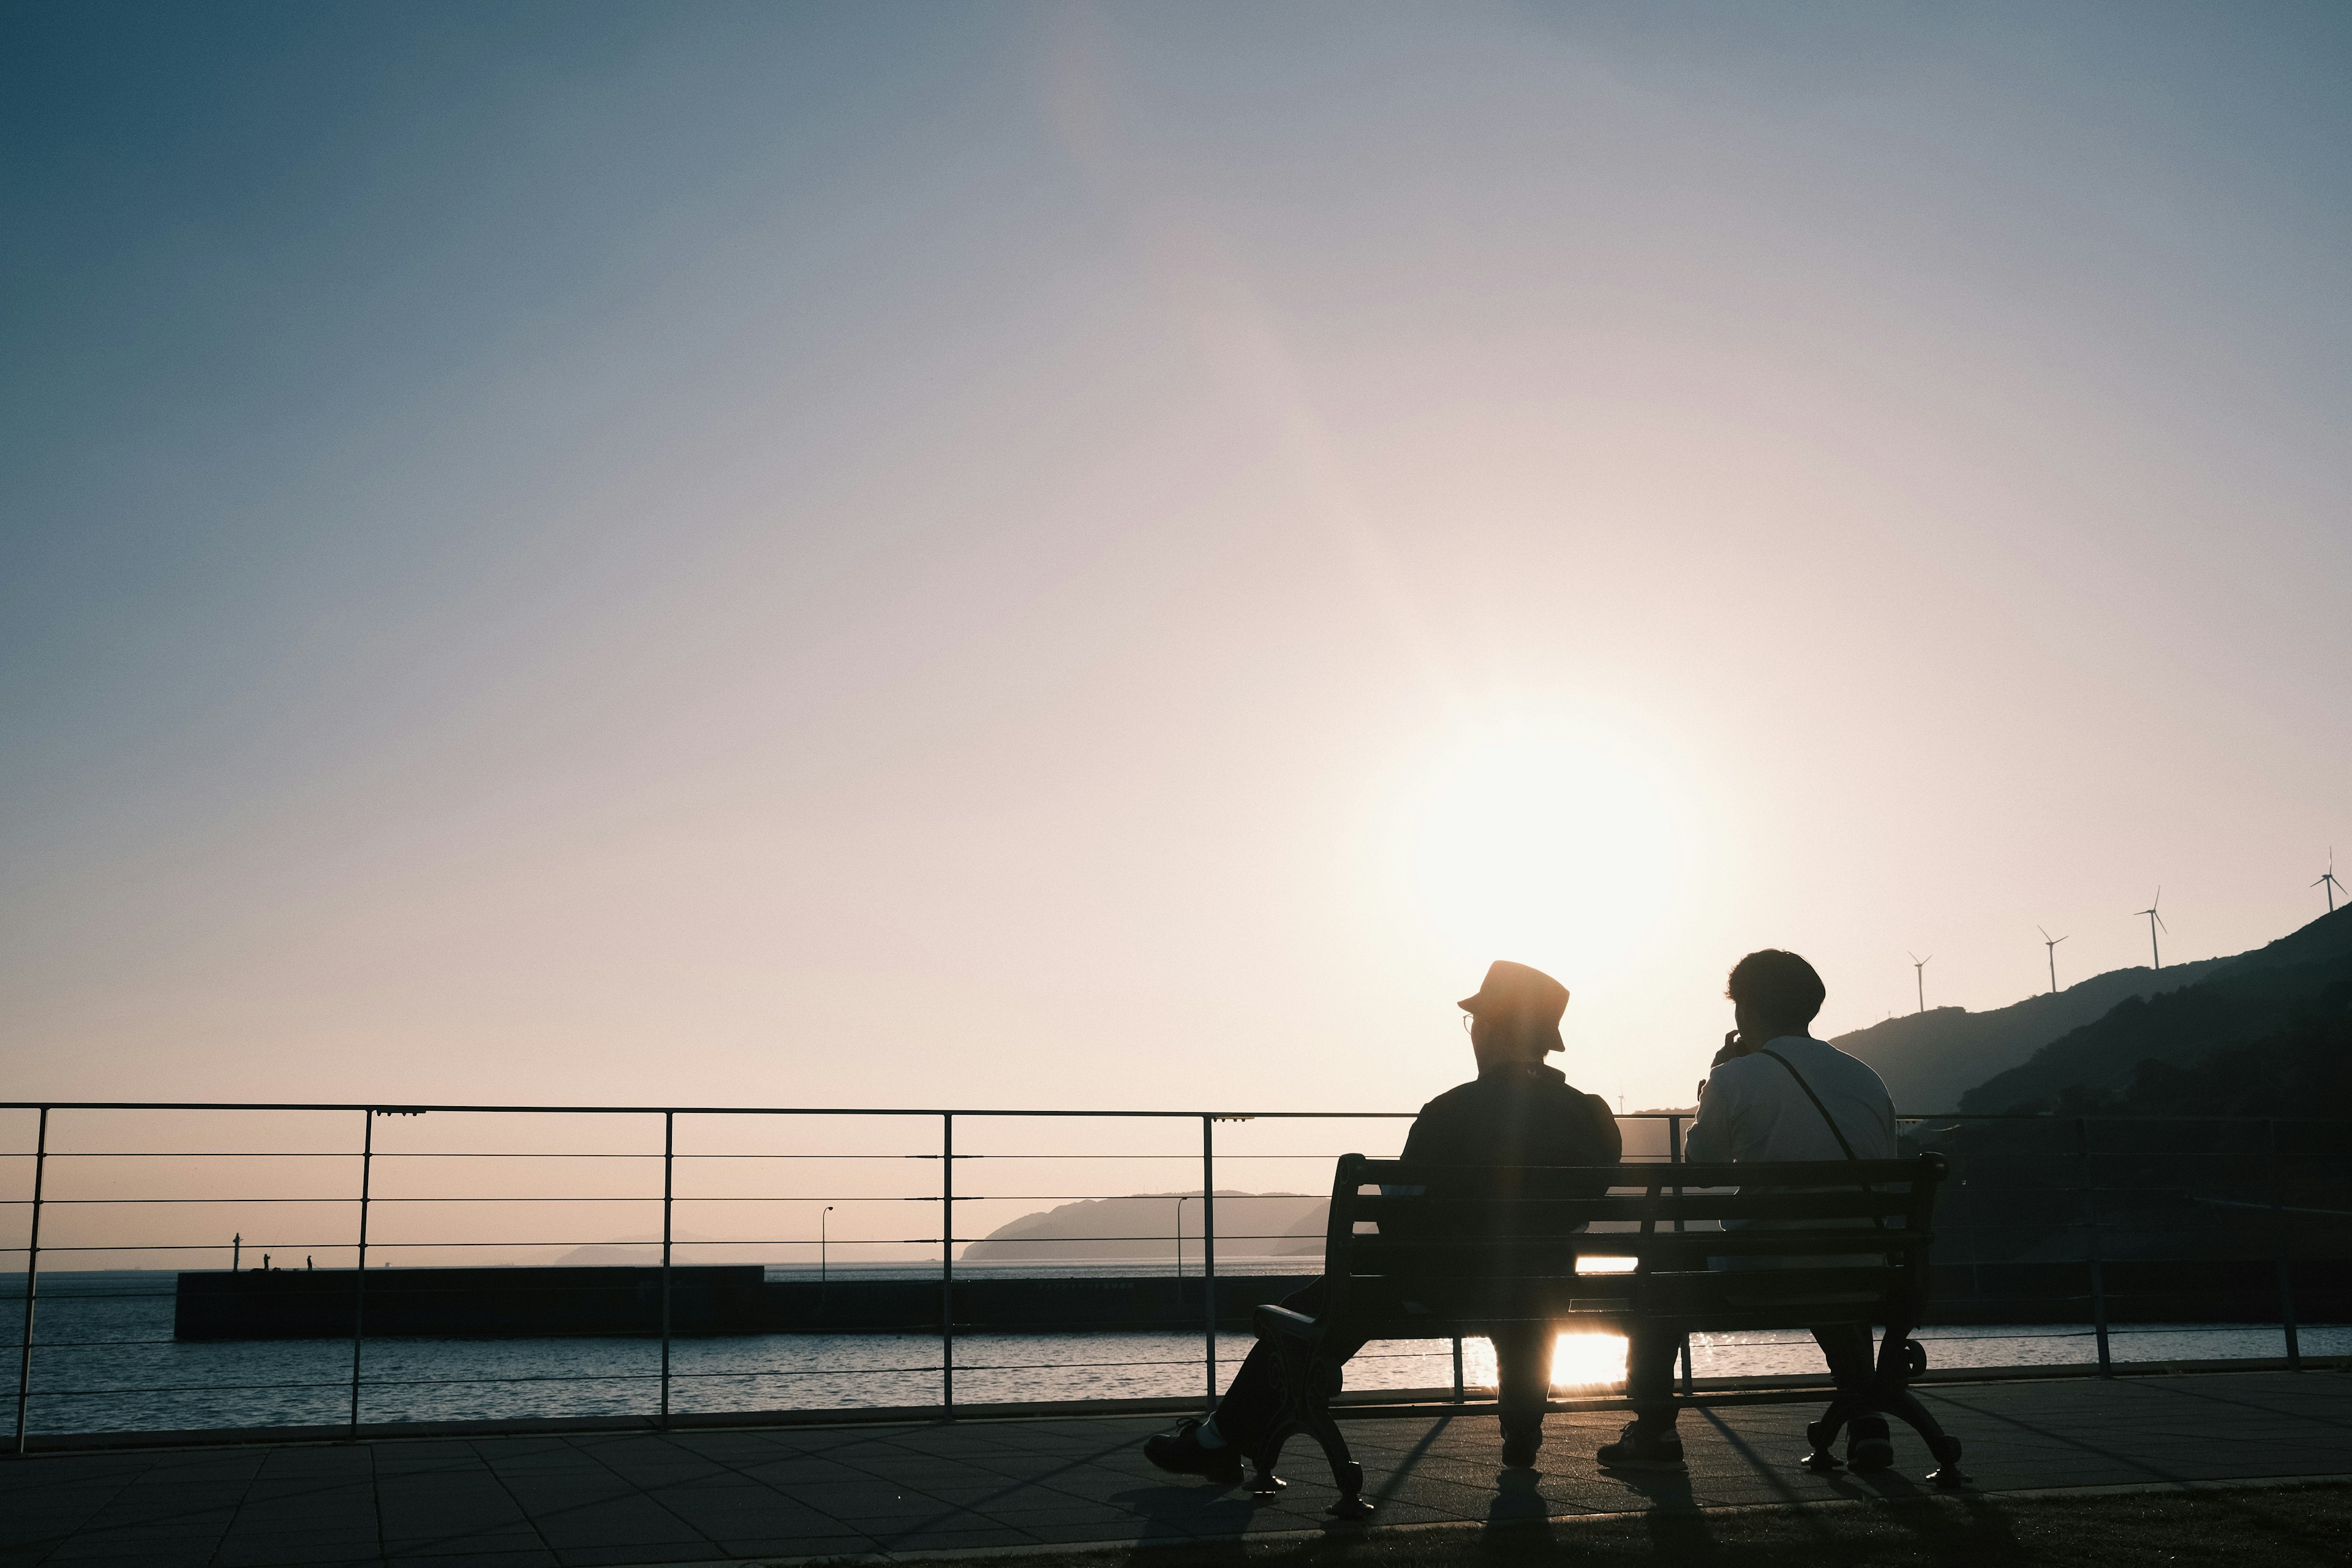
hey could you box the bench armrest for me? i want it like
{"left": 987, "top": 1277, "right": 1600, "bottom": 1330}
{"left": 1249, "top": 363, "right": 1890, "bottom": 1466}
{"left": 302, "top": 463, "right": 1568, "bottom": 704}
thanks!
{"left": 1253, "top": 1303, "right": 1322, "bottom": 1343}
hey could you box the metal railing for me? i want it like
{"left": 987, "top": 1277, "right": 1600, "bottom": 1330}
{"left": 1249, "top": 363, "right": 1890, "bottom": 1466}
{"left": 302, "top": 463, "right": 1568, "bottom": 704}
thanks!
{"left": 2, "top": 1100, "right": 2345, "bottom": 1451}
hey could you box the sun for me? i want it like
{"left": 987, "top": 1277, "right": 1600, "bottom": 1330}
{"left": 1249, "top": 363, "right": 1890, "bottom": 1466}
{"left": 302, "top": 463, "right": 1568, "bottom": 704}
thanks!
{"left": 1392, "top": 718, "right": 1691, "bottom": 973}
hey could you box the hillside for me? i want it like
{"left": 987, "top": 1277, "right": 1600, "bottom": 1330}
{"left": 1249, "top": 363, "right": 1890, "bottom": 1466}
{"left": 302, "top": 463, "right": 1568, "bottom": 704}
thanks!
{"left": 1957, "top": 904, "right": 2352, "bottom": 1112}
{"left": 2102, "top": 979, "right": 2352, "bottom": 1119}
{"left": 960, "top": 1192, "right": 1327, "bottom": 1263}
{"left": 1832, "top": 956, "right": 2230, "bottom": 1114}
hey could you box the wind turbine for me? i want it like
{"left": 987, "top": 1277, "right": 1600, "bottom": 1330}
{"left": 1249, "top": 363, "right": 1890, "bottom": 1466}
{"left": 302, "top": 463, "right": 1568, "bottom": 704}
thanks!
{"left": 1908, "top": 952, "right": 1931, "bottom": 1014}
{"left": 2038, "top": 926, "right": 2068, "bottom": 995}
{"left": 2136, "top": 887, "right": 2166, "bottom": 970}
{"left": 2316, "top": 850, "right": 2344, "bottom": 915}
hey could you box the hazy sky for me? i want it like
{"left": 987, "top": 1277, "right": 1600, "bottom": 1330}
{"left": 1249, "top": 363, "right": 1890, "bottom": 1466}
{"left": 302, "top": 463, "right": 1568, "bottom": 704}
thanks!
{"left": 6, "top": 0, "right": 2350, "bottom": 1122}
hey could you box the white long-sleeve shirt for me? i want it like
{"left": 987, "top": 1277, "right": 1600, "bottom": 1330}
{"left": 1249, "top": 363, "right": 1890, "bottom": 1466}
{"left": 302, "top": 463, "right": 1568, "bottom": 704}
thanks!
{"left": 1684, "top": 1034, "right": 1897, "bottom": 1166}
{"left": 1684, "top": 1034, "right": 1898, "bottom": 1269}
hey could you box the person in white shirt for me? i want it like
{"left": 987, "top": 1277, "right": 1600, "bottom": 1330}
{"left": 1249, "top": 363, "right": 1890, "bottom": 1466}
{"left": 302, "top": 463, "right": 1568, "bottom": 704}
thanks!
{"left": 1596, "top": 949, "right": 1901, "bottom": 1472}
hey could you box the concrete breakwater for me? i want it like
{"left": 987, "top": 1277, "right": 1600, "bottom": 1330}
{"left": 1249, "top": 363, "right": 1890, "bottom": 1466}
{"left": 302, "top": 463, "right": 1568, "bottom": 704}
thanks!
{"left": 173, "top": 1266, "right": 1320, "bottom": 1340}
{"left": 178, "top": 1256, "right": 2352, "bottom": 1343}
{"left": 173, "top": 1257, "right": 2351, "bottom": 1341}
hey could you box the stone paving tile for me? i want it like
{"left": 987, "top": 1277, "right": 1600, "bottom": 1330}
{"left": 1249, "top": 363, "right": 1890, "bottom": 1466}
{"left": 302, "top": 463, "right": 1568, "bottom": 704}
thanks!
{"left": 252, "top": 1448, "right": 375, "bottom": 1475}
{"left": 517, "top": 1497, "right": 706, "bottom": 1551}
{"left": 142, "top": 1449, "right": 271, "bottom": 1477}
{"left": 212, "top": 1536, "right": 386, "bottom": 1567}
{"left": 70, "top": 1498, "right": 241, "bottom": 1537}
{"left": 43, "top": 1542, "right": 219, "bottom": 1568}
{"left": 0, "top": 1484, "right": 127, "bottom": 1547}
{"left": 910, "top": 1480, "right": 1078, "bottom": 1510}
{"left": 379, "top": 1488, "right": 538, "bottom": 1542}
{"left": 236, "top": 1479, "right": 383, "bottom": 1515}
{"left": 646, "top": 1485, "right": 831, "bottom": 1536}
{"left": 384, "top": 1531, "right": 553, "bottom": 1563}
{"left": 849, "top": 1452, "right": 1018, "bottom": 1483}
{"left": 552, "top": 1545, "right": 725, "bottom": 1567}
{"left": 472, "top": 1448, "right": 606, "bottom": 1477}
{"left": 390, "top": 1550, "right": 558, "bottom": 1568}
{"left": 788, "top": 1477, "right": 956, "bottom": 1515}
{"left": 872, "top": 1527, "right": 1046, "bottom": 1552}
{"left": 708, "top": 1537, "right": 880, "bottom": 1560}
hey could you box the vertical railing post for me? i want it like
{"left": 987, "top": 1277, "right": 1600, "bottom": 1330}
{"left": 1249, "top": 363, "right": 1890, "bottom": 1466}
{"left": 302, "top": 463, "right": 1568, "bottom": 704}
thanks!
{"left": 1452, "top": 1337, "right": 1465, "bottom": 1403}
{"left": 348, "top": 1109, "right": 372, "bottom": 1435}
{"left": 13, "top": 1107, "right": 49, "bottom": 1455}
{"left": 1200, "top": 1115, "right": 1218, "bottom": 1403}
{"left": 941, "top": 1114, "right": 954, "bottom": 1414}
{"left": 660, "top": 1112, "right": 674, "bottom": 1428}
{"left": 2076, "top": 1117, "right": 2109, "bottom": 1376}
{"left": 2267, "top": 1119, "right": 2301, "bottom": 1371}
{"left": 1670, "top": 1114, "right": 1692, "bottom": 1398}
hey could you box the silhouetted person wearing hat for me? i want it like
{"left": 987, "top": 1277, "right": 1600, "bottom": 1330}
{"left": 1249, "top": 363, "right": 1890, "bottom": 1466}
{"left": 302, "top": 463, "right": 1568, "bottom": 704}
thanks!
{"left": 1145, "top": 960, "right": 1620, "bottom": 1480}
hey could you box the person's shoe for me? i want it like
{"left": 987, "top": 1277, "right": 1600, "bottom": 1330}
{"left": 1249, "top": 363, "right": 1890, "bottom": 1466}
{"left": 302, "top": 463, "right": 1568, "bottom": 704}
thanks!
{"left": 1500, "top": 1428, "right": 1542, "bottom": 1468}
{"left": 1596, "top": 1420, "right": 1685, "bottom": 1470}
{"left": 1144, "top": 1419, "right": 1243, "bottom": 1485}
{"left": 1846, "top": 1416, "right": 1894, "bottom": 1472}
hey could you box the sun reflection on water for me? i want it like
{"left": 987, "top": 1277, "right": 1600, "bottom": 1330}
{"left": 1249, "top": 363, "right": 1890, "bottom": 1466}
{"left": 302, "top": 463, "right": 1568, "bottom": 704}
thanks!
{"left": 1455, "top": 1330, "right": 1630, "bottom": 1390}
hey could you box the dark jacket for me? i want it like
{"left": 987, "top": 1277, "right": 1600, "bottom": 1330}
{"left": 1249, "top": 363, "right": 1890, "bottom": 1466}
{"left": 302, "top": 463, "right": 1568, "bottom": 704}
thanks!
{"left": 1392, "top": 1062, "right": 1623, "bottom": 1282}
{"left": 1402, "top": 1062, "right": 1622, "bottom": 1175}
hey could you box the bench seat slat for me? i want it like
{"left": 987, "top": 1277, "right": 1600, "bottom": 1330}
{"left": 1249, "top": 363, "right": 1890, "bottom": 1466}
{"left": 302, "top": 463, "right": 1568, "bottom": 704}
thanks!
{"left": 1343, "top": 1229, "right": 1925, "bottom": 1261}
{"left": 1347, "top": 1191, "right": 1921, "bottom": 1223}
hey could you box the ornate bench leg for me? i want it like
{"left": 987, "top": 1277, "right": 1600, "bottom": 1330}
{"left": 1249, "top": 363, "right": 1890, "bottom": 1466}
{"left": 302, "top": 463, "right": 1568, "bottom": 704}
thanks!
{"left": 1246, "top": 1338, "right": 1317, "bottom": 1501}
{"left": 1299, "top": 1400, "right": 1370, "bottom": 1518}
{"left": 1878, "top": 1386, "right": 1970, "bottom": 1488}
{"left": 1280, "top": 1345, "right": 1371, "bottom": 1518}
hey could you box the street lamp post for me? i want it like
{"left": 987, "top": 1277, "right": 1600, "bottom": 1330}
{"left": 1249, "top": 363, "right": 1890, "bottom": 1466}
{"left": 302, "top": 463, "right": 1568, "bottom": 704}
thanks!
{"left": 821, "top": 1206, "right": 834, "bottom": 1285}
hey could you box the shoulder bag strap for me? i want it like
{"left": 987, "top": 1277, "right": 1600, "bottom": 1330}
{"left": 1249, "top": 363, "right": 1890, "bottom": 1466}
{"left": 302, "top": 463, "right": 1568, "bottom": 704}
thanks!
{"left": 1757, "top": 1047, "right": 1883, "bottom": 1231}
{"left": 1757, "top": 1049, "right": 1860, "bottom": 1161}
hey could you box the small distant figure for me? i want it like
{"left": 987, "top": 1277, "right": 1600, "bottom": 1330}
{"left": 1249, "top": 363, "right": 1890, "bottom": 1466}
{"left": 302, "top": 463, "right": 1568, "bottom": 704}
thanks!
{"left": 1144, "top": 960, "right": 1620, "bottom": 1479}
{"left": 1600, "top": 949, "right": 1898, "bottom": 1473}
{"left": 306, "top": 1256, "right": 314, "bottom": 1270}
{"left": 262, "top": 1254, "right": 271, "bottom": 1271}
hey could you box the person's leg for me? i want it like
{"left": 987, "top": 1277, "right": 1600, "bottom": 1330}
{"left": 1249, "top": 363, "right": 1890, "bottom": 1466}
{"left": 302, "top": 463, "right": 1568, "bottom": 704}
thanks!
{"left": 1623, "top": 1325, "right": 1684, "bottom": 1429}
{"left": 1204, "top": 1278, "right": 1330, "bottom": 1453}
{"left": 1596, "top": 1326, "right": 1687, "bottom": 1468}
{"left": 1812, "top": 1324, "right": 1891, "bottom": 1468}
{"left": 1147, "top": 1279, "right": 1332, "bottom": 1480}
{"left": 1812, "top": 1323, "right": 1874, "bottom": 1391}
{"left": 1491, "top": 1322, "right": 1553, "bottom": 1464}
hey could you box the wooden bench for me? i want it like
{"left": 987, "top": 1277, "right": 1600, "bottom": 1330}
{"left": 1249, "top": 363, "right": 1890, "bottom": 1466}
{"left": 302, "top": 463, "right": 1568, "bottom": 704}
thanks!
{"left": 1251, "top": 1152, "right": 1965, "bottom": 1517}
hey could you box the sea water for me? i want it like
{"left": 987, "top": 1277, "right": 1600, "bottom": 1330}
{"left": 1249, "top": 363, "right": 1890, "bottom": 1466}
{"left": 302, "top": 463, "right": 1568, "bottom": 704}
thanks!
{"left": 3, "top": 1271, "right": 2336, "bottom": 1437}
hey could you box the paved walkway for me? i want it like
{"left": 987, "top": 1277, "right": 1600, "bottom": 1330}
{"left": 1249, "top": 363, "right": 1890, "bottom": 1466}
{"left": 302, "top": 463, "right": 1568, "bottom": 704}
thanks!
{"left": 4, "top": 1372, "right": 2348, "bottom": 1567}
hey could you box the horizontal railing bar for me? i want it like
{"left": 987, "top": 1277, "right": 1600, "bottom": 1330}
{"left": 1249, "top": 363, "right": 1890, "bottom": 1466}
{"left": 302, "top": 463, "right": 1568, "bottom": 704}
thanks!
{"left": 6, "top": 1101, "right": 2351, "bottom": 1122}
{"left": 7, "top": 1204, "right": 955, "bottom": 1213}
{"left": 18, "top": 1185, "right": 2333, "bottom": 1213}
{"left": 0, "top": 1103, "right": 1415, "bottom": 1118}
{"left": 25, "top": 1231, "right": 1330, "bottom": 1251}
{"left": 15, "top": 1226, "right": 2343, "bottom": 1254}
